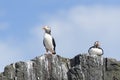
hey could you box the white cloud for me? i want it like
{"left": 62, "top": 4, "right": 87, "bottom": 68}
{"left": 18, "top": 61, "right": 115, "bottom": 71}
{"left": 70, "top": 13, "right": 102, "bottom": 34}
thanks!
{"left": 69, "top": 5, "right": 120, "bottom": 30}
{"left": 47, "top": 5, "right": 120, "bottom": 42}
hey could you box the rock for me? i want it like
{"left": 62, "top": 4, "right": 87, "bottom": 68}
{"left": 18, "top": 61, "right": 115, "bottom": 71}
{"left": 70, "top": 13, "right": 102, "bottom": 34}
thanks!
{"left": 0, "top": 54, "right": 70, "bottom": 80}
{"left": 0, "top": 53, "right": 120, "bottom": 80}
{"left": 68, "top": 54, "right": 103, "bottom": 80}
{"left": 103, "top": 58, "right": 120, "bottom": 80}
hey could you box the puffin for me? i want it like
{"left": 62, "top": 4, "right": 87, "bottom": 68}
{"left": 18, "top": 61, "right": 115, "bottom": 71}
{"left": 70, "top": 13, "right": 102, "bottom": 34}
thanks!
{"left": 88, "top": 41, "right": 104, "bottom": 56}
{"left": 42, "top": 26, "right": 56, "bottom": 54}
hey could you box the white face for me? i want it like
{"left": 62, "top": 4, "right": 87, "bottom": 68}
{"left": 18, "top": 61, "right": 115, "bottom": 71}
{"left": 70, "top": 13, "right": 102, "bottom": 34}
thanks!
{"left": 43, "top": 26, "right": 50, "bottom": 31}
{"left": 43, "top": 26, "right": 51, "bottom": 34}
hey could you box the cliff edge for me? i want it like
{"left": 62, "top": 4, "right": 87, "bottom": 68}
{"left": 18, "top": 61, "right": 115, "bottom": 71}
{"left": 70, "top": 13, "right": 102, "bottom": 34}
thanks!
{"left": 0, "top": 53, "right": 120, "bottom": 80}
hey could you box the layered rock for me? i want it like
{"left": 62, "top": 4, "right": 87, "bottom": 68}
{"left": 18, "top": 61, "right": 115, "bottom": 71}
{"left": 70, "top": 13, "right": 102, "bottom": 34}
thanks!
{"left": 0, "top": 53, "right": 120, "bottom": 80}
{"left": 68, "top": 54, "right": 103, "bottom": 80}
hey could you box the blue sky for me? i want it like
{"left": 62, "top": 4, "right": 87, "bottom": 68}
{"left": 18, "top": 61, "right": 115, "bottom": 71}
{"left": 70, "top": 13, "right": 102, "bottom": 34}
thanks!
{"left": 0, "top": 0, "right": 120, "bottom": 72}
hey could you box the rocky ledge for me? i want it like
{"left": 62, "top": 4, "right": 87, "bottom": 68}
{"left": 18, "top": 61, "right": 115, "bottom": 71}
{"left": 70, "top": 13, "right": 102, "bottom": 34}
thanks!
{"left": 0, "top": 53, "right": 120, "bottom": 80}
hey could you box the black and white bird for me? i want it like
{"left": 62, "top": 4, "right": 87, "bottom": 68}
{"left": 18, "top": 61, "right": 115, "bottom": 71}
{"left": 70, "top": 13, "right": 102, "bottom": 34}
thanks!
{"left": 42, "top": 26, "right": 56, "bottom": 54}
{"left": 88, "top": 41, "right": 104, "bottom": 56}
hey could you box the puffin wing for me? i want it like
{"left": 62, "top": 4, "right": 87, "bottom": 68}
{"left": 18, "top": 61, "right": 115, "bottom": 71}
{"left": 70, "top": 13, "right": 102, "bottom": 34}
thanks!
{"left": 88, "top": 46, "right": 93, "bottom": 55}
{"left": 52, "top": 37, "right": 56, "bottom": 51}
{"left": 43, "top": 38, "right": 46, "bottom": 49}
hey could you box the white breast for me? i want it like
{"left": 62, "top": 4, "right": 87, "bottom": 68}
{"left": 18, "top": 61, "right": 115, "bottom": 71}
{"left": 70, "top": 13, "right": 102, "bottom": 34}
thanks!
{"left": 89, "top": 48, "right": 103, "bottom": 56}
{"left": 44, "top": 33, "right": 54, "bottom": 50}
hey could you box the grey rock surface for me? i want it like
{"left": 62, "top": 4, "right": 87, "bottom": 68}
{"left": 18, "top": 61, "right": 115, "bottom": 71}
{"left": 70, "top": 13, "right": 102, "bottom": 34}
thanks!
{"left": 0, "top": 53, "right": 120, "bottom": 80}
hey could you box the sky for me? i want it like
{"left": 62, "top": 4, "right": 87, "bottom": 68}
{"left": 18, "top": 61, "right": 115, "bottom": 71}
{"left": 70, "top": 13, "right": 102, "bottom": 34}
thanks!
{"left": 0, "top": 0, "right": 120, "bottom": 72}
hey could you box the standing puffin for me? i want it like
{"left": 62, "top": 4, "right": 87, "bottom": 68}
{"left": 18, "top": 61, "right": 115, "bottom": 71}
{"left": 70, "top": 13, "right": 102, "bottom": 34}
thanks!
{"left": 42, "top": 26, "right": 56, "bottom": 54}
{"left": 88, "top": 41, "right": 104, "bottom": 56}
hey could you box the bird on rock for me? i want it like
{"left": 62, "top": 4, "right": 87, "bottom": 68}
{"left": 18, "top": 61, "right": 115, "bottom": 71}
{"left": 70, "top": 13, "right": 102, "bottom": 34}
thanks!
{"left": 42, "top": 26, "right": 56, "bottom": 54}
{"left": 88, "top": 41, "right": 104, "bottom": 56}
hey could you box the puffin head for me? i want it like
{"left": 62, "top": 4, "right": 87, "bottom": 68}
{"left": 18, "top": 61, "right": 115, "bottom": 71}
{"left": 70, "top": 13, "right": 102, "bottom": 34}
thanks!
{"left": 42, "top": 26, "right": 51, "bottom": 34}
{"left": 94, "top": 41, "right": 100, "bottom": 47}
